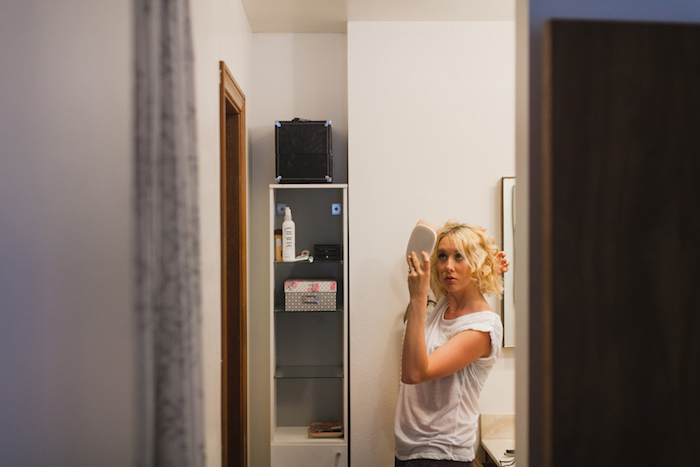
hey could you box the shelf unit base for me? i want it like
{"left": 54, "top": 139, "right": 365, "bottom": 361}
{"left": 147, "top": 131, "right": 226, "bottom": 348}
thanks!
{"left": 273, "top": 426, "right": 346, "bottom": 445}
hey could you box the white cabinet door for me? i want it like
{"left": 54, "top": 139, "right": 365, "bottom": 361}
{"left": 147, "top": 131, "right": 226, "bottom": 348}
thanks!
{"left": 272, "top": 445, "right": 347, "bottom": 467}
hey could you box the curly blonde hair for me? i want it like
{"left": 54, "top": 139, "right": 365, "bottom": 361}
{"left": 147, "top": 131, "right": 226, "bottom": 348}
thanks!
{"left": 430, "top": 221, "right": 504, "bottom": 298}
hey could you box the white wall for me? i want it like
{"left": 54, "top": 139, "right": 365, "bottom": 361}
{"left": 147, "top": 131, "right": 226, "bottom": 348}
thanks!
{"left": 190, "top": 0, "right": 252, "bottom": 464}
{"left": 347, "top": 21, "right": 516, "bottom": 465}
{"left": 0, "top": 1, "right": 135, "bottom": 464}
{"left": 0, "top": 0, "right": 252, "bottom": 464}
{"left": 248, "top": 33, "right": 349, "bottom": 467}
{"left": 0, "top": 6, "right": 517, "bottom": 466}
{"left": 246, "top": 28, "right": 515, "bottom": 466}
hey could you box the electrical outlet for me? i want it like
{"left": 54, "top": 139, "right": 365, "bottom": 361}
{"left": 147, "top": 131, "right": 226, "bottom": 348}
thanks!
{"left": 276, "top": 204, "right": 287, "bottom": 215}
{"left": 332, "top": 203, "right": 341, "bottom": 215}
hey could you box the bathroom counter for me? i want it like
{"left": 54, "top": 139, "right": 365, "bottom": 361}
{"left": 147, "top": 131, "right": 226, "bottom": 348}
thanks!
{"left": 480, "top": 414, "right": 515, "bottom": 467}
{"left": 481, "top": 437, "right": 515, "bottom": 466}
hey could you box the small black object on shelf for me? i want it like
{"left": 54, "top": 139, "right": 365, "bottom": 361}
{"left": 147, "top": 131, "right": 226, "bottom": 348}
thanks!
{"left": 275, "top": 118, "right": 332, "bottom": 184}
{"left": 314, "top": 244, "right": 342, "bottom": 262}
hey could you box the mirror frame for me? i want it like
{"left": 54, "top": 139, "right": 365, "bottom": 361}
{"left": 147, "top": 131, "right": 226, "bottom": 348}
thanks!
{"left": 501, "top": 177, "right": 516, "bottom": 347}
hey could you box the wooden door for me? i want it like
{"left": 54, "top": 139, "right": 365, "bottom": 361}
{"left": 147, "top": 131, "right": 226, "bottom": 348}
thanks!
{"left": 535, "top": 19, "right": 700, "bottom": 466}
{"left": 220, "top": 61, "right": 247, "bottom": 467}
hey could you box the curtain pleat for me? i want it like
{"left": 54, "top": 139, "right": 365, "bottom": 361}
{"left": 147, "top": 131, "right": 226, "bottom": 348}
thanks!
{"left": 134, "top": 0, "right": 204, "bottom": 465}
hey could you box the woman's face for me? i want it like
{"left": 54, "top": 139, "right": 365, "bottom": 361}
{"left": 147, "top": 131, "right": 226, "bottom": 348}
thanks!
{"left": 435, "top": 235, "right": 471, "bottom": 294}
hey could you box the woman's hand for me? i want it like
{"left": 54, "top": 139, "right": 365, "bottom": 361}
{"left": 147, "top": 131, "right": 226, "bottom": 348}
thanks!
{"left": 407, "top": 251, "right": 431, "bottom": 303}
{"left": 496, "top": 251, "right": 510, "bottom": 275}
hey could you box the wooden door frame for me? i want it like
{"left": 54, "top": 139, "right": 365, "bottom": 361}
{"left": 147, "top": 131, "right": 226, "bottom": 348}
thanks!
{"left": 220, "top": 61, "right": 247, "bottom": 467}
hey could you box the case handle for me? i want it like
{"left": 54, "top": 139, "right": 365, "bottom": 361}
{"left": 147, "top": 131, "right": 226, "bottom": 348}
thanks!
{"left": 302, "top": 294, "right": 320, "bottom": 305}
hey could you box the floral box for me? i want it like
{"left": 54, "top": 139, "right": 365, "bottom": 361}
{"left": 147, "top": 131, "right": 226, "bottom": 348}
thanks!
{"left": 283, "top": 279, "right": 337, "bottom": 312}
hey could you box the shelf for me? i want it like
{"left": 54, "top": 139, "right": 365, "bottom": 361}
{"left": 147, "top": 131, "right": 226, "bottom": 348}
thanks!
{"left": 271, "top": 183, "right": 348, "bottom": 190}
{"left": 274, "top": 307, "right": 343, "bottom": 314}
{"left": 270, "top": 184, "right": 348, "bottom": 465}
{"left": 274, "top": 260, "right": 343, "bottom": 265}
{"left": 275, "top": 365, "right": 344, "bottom": 379}
{"left": 273, "top": 426, "right": 347, "bottom": 446}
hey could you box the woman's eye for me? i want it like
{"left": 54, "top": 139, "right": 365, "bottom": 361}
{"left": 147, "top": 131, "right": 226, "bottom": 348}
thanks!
{"left": 437, "top": 253, "right": 446, "bottom": 259}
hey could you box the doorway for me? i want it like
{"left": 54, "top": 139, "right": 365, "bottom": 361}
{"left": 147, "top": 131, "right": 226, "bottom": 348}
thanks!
{"left": 219, "top": 61, "right": 247, "bottom": 467}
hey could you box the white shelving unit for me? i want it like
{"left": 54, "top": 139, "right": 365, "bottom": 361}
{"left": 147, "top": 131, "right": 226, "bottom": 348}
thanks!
{"left": 269, "top": 184, "right": 348, "bottom": 467}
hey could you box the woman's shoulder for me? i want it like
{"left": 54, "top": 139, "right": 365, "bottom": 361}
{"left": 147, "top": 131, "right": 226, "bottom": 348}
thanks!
{"left": 454, "top": 310, "right": 502, "bottom": 330}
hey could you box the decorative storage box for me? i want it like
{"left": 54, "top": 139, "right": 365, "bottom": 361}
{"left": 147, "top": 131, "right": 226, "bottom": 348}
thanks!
{"left": 284, "top": 279, "right": 337, "bottom": 312}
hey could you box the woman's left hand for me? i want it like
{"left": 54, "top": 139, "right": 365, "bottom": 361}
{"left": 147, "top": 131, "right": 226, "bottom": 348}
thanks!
{"left": 407, "top": 251, "right": 431, "bottom": 302}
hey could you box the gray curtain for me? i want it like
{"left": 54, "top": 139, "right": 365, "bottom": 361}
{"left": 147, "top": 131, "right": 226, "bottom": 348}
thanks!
{"left": 134, "top": 0, "right": 205, "bottom": 465}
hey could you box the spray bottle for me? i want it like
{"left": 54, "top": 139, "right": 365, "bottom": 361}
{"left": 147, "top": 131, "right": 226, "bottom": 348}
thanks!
{"left": 282, "top": 207, "right": 296, "bottom": 262}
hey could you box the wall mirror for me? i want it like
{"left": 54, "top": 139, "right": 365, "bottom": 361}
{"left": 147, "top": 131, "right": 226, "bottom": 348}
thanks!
{"left": 501, "top": 177, "right": 516, "bottom": 347}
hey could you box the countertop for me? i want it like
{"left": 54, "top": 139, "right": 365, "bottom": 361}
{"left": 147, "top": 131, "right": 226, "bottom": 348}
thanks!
{"left": 481, "top": 438, "right": 515, "bottom": 466}
{"left": 480, "top": 414, "right": 515, "bottom": 467}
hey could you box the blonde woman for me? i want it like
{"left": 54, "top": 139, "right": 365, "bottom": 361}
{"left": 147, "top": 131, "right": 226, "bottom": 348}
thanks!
{"left": 395, "top": 221, "right": 507, "bottom": 467}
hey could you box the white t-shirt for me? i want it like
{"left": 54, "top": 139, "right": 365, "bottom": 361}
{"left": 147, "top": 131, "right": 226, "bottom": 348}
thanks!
{"left": 394, "top": 297, "right": 503, "bottom": 462}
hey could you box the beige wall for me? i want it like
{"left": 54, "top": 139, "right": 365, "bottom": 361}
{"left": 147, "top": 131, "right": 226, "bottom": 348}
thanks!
{"left": 191, "top": 0, "right": 252, "bottom": 464}
{"left": 246, "top": 23, "right": 516, "bottom": 467}
{"left": 0, "top": 3, "right": 519, "bottom": 464}
{"left": 0, "top": 1, "right": 135, "bottom": 463}
{"left": 0, "top": 0, "right": 253, "bottom": 464}
{"left": 347, "top": 21, "right": 516, "bottom": 466}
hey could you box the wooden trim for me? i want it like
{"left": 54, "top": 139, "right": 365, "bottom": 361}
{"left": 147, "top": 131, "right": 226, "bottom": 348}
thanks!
{"left": 220, "top": 61, "right": 247, "bottom": 467}
{"left": 539, "top": 20, "right": 554, "bottom": 467}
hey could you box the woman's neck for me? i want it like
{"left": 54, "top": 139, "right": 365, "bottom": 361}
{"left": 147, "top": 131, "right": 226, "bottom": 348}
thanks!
{"left": 445, "top": 287, "right": 491, "bottom": 318}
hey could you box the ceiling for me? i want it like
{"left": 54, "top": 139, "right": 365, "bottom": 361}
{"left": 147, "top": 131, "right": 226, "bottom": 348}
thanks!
{"left": 241, "top": 0, "right": 515, "bottom": 33}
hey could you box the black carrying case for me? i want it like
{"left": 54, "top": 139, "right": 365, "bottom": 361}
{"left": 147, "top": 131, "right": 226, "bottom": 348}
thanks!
{"left": 275, "top": 119, "right": 332, "bottom": 183}
{"left": 313, "top": 244, "right": 342, "bottom": 262}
